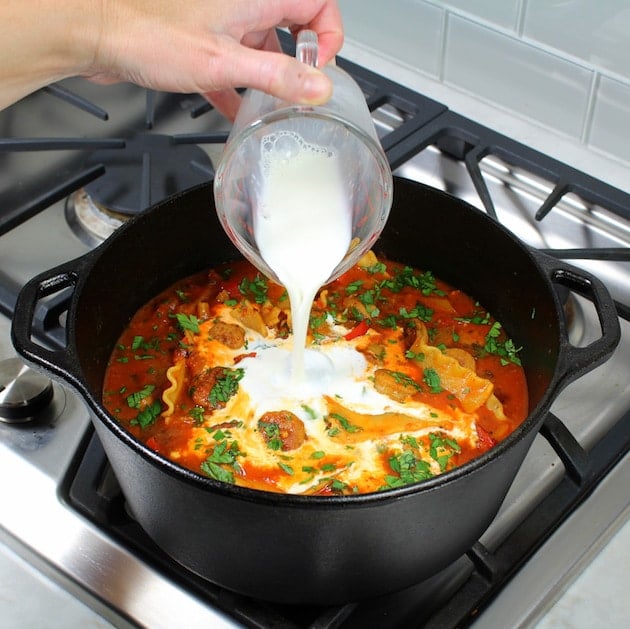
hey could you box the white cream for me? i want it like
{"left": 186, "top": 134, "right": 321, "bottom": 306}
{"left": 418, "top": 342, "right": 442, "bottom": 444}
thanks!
{"left": 254, "top": 131, "right": 352, "bottom": 383}
{"left": 236, "top": 338, "right": 459, "bottom": 430}
{"left": 238, "top": 340, "right": 367, "bottom": 424}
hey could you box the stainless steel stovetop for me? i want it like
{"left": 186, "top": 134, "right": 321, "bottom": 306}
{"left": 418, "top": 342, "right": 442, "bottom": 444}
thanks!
{"left": 0, "top": 44, "right": 628, "bottom": 628}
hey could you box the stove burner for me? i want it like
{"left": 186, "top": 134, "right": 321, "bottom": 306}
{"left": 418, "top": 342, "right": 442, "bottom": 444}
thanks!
{"left": 0, "top": 358, "right": 54, "bottom": 424}
{"left": 64, "top": 134, "right": 214, "bottom": 245}
{"left": 65, "top": 188, "right": 127, "bottom": 246}
{"left": 84, "top": 133, "right": 214, "bottom": 216}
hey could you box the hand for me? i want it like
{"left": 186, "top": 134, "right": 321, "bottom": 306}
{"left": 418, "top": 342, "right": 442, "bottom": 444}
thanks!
{"left": 88, "top": 0, "right": 344, "bottom": 119}
{"left": 0, "top": 0, "right": 343, "bottom": 117}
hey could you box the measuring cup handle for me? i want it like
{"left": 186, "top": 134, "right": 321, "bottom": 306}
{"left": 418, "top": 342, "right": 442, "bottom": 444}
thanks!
{"left": 296, "top": 30, "right": 318, "bottom": 67}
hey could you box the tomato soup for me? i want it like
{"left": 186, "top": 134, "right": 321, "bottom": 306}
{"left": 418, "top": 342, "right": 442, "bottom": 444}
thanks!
{"left": 103, "top": 253, "right": 528, "bottom": 495}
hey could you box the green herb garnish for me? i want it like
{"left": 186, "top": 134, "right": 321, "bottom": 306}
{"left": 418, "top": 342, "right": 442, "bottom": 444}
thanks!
{"left": 207, "top": 368, "right": 244, "bottom": 408}
{"left": 484, "top": 322, "right": 522, "bottom": 366}
{"left": 126, "top": 384, "right": 155, "bottom": 409}
{"left": 175, "top": 313, "right": 200, "bottom": 334}
{"left": 423, "top": 368, "right": 443, "bottom": 393}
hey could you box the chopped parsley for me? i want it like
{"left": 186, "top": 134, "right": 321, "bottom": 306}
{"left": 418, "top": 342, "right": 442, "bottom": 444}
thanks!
{"left": 483, "top": 322, "right": 522, "bottom": 366}
{"left": 345, "top": 280, "right": 364, "bottom": 295}
{"left": 366, "top": 261, "right": 387, "bottom": 274}
{"left": 126, "top": 385, "right": 161, "bottom": 428}
{"left": 455, "top": 311, "right": 490, "bottom": 325}
{"left": 200, "top": 430, "right": 243, "bottom": 484}
{"left": 326, "top": 412, "right": 362, "bottom": 437}
{"left": 429, "top": 432, "right": 461, "bottom": 472}
{"left": 381, "top": 432, "right": 461, "bottom": 489}
{"left": 398, "top": 303, "right": 433, "bottom": 323}
{"left": 390, "top": 371, "right": 422, "bottom": 392}
{"left": 126, "top": 384, "right": 155, "bottom": 409}
{"left": 382, "top": 450, "right": 433, "bottom": 489}
{"left": 130, "top": 400, "right": 161, "bottom": 429}
{"left": 423, "top": 368, "right": 443, "bottom": 393}
{"left": 383, "top": 266, "right": 445, "bottom": 296}
{"left": 175, "top": 313, "right": 200, "bottom": 334}
{"left": 188, "top": 406, "right": 205, "bottom": 425}
{"left": 259, "top": 421, "right": 283, "bottom": 451}
{"left": 208, "top": 368, "right": 244, "bottom": 407}
{"left": 238, "top": 274, "right": 269, "bottom": 304}
{"left": 278, "top": 462, "right": 294, "bottom": 475}
{"left": 301, "top": 404, "right": 318, "bottom": 419}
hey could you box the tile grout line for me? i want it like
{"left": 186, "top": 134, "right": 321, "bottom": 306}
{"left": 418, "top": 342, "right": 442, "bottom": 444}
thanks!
{"left": 437, "top": 9, "right": 449, "bottom": 83}
{"left": 515, "top": 0, "right": 529, "bottom": 36}
{"left": 581, "top": 71, "right": 600, "bottom": 146}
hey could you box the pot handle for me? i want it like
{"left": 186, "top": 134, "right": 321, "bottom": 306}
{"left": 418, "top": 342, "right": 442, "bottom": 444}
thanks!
{"left": 534, "top": 251, "right": 621, "bottom": 389}
{"left": 11, "top": 256, "right": 88, "bottom": 393}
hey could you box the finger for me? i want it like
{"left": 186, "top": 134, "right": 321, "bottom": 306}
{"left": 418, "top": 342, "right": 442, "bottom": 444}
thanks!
{"left": 84, "top": 72, "right": 122, "bottom": 86}
{"left": 241, "top": 26, "right": 283, "bottom": 55}
{"left": 208, "top": 42, "right": 333, "bottom": 105}
{"left": 241, "top": 2, "right": 343, "bottom": 66}
{"left": 282, "top": 1, "right": 344, "bottom": 65}
{"left": 202, "top": 88, "right": 242, "bottom": 122}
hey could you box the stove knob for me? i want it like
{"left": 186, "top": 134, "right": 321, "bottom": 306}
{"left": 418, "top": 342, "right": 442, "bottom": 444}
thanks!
{"left": 0, "top": 357, "right": 54, "bottom": 424}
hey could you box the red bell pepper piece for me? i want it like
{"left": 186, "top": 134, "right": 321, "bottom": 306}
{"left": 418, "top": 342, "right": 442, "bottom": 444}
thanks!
{"left": 344, "top": 319, "right": 370, "bottom": 340}
{"left": 145, "top": 436, "right": 159, "bottom": 451}
{"left": 220, "top": 276, "right": 242, "bottom": 299}
{"left": 476, "top": 424, "right": 497, "bottom": 450}
{"left": 234, "top": 351, "right": 257, "bottom": 364}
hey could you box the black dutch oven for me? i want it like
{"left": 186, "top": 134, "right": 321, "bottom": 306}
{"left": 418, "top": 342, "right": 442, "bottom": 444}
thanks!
{"left": 12, "top": 177, "right": 620, "bottom": 605}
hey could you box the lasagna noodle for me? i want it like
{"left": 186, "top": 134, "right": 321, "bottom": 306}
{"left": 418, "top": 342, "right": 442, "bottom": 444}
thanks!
{"left": 324, "top": 396, "right": 457, "bottom": 443}
{"left": 162, "top": 360, "right": 186, "bottom": 419}
{"left": 412, "top": 322, "right": 494, "bottom": 413}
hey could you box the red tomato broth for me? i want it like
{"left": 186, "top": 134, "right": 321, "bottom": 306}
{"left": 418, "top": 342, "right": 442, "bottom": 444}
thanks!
{"left": 102, "top": 255, "right": 528, "bottom": 495}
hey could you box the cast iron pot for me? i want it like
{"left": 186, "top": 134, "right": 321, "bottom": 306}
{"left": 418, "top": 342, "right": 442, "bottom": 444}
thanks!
{"left": 12, "top": 177, "right": 620, "bottom": 605}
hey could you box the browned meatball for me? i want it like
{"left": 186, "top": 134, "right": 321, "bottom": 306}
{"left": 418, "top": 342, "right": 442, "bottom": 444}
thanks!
{"left": 258, "top": 411, "right": 306, "bottom": 451}
{"left": 190, "top": 367, "right": 242, "bottom": 410}
{"left": 208, "top": 321, "right": 246, "bottom": 349}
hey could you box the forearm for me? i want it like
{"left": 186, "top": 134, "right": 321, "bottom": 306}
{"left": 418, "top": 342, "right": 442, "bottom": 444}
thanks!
{"left": 0, "top": 0, "right": 98, "bottom": 109}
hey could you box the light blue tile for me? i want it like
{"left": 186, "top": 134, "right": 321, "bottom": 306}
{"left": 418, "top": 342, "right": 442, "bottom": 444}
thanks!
{"left": 430, "top": 0, "right": 521, "bottom": 30}
{"left": 523, "top": 0, "right": 630, "bottom": 81}
{"left": 338, "top": 0, "right": 445, "bottom": 77}
{"left": 444, "top": 16, "right": 593, "bottom": 138}
{"left": 589, "top": 76, "right": 630, "bottom": 163}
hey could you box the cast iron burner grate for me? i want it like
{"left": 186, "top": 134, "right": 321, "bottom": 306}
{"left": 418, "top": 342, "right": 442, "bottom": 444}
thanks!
{"left": 64, "top": 133, "right": 215, "bottom": 244}
{"left": 388, "top": 109, "right": 630, "bottom": 314}
{"left": 80, "top": 133, "right": 214, "bottom": 215}
{"left": 63, "top": 412, "right": 629, "bottom": 629}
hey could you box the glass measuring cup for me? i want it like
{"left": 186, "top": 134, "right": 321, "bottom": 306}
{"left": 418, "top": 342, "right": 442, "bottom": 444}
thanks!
{"left": 213, "top": 30, "right": 393, "bottom": 286}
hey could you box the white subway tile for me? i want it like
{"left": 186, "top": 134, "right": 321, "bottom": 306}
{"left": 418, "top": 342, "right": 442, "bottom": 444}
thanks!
{"left": 523, "top": 0, "right": 630, "bottom": 81}
{"left": 429, "top": 0, "right": 521, "bottom": 30}
{"left": 589, "top": 76, "right": 630, "bottom": 163}
{"left": 338, "top": 0, "right": 445, "bottom": 77}
{"left": 444, "top": 16, "right": 593, "bottom": 138}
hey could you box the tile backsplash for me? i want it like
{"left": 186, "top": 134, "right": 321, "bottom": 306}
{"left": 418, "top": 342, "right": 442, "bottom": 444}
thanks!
{"left": 338, "top": 0, "right": 630, "bottom": 166}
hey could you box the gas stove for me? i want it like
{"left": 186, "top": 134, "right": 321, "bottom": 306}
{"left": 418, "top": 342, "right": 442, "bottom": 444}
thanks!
{"left": 0, "top": 34, "right": 628, "bottom": 628}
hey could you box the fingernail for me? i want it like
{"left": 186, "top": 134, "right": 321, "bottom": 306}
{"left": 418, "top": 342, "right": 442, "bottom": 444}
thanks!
{"left": 301, "top": 69, "right": 333, "bottom": 104}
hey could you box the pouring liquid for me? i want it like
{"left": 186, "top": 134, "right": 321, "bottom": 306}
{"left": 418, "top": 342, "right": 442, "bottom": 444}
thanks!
{"left": 254, "top": 131, "right": 352, "bottom": 384}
